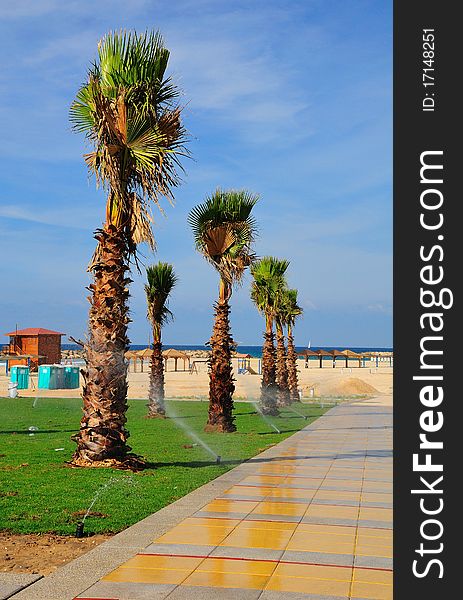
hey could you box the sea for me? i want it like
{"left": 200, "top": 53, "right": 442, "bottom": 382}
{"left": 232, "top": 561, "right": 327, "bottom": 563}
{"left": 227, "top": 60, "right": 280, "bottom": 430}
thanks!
{"left": 62, "top": 344, "right": 392, "bottom": 358}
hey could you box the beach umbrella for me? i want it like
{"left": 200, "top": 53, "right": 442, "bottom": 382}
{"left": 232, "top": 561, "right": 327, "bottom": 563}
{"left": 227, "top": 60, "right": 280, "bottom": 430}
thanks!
{"left": 341, "top": 349, "right": 363, "bottom": 367}
{"left": 296, "top": 349, "right": 318, "bottom": 368}
{"left": 162, "top": 348, "right": 190, "bottom": 371}
{"left": 312, "top": 349, "right": 331, "bottom": 368}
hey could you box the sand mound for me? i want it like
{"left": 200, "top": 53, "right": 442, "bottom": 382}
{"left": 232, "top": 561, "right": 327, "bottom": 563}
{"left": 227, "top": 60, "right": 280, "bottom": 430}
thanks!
{"left": 323, "top": 377, "right": 379, "bottom": 397}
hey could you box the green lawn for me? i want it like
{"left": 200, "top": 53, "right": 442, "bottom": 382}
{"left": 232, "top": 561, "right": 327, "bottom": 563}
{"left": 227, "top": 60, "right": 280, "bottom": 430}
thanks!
{"left": 0, "top": 397, "right": 328, "bottom": 535}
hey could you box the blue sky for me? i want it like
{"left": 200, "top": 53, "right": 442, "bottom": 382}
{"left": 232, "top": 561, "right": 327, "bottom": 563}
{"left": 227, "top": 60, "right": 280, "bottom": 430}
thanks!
{"left": 0, "top": 0, "right": 392, "bottom": 348}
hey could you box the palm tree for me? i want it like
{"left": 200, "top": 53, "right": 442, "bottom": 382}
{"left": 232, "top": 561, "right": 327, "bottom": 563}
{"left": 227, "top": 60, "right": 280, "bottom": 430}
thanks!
{"left": 145, "top": 262, "right": 178, "bottom": 417}
{"left": 69, "top": 30, "right": 188, "bottom": 468}
{"left": 250, "top": 257, "right": 289, "bottom": 415}
{"left": 281, "top": 289, "right": 303, "bottom": 402}
{"left": 188, "top": 189, "right": 258, "bottom": 432}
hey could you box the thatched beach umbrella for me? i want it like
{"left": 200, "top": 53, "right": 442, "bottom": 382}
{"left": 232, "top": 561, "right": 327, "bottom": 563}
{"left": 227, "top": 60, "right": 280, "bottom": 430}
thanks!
{"left": 313, "top": 349, "right": 331, "bottom": 368}
{"left": 327, "top": 349, "right": 345, "bottom": 368}
{"left": 135, "top": 348, "right": 154, "bottom": 373}
{"left": 162, "top": 348, "right": 190, "bottom": 371}
{"left": 341, "top": 349, "right": 363, "bottom": 368}
{"left": 297, "top": 349, "right": 318, "bottom": 368}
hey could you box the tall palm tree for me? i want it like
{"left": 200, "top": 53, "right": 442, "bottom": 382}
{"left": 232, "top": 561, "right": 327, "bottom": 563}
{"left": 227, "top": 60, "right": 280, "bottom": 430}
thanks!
{"left": 145, "top": 262, "right": 178, "bottom": 418}
{"left": 250, "top": 257, "right": 289, "bottom": 415}
{"left": 188, "top": 189, "right": 258, "bottom": 432}
{"left": 69, "top": 30, "right": 188, "bottom": 468}
{"left": 281, "top": 289, "right": 303, "bottom": 402}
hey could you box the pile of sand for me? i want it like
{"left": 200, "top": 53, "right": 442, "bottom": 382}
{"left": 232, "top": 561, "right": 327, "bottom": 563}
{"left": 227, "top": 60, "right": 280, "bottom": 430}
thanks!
{"left": 323, "top": 377, "right": 379, "bottom": 397}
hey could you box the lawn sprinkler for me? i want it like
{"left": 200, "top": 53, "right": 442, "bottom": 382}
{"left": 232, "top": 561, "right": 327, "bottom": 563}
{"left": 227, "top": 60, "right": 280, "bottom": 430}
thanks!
{"left": 75, "top": 521, "right": 85, "bottom": 538}
{"left": 216, "top": 455, "right": 222, "bottom": 464}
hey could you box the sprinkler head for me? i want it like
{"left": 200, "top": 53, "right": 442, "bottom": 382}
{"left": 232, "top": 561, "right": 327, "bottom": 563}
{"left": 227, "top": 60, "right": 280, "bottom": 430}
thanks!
{"left": 216, "top": 455, "right": 222, "bottom": 464}
{"left": 75, "top": 522, "right": 85, "bottom": 538}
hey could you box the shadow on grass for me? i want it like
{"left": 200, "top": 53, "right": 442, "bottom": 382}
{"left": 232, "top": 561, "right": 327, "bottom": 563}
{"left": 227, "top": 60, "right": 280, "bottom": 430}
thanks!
{"left": 0, "top": 429, "right": 78, "bottom": 435}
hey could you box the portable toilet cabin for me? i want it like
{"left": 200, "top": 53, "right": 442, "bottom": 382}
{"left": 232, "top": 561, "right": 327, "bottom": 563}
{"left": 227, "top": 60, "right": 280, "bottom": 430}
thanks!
{"left": 10, "top": 365, "right": 30, "bottom": 390}
{"left": 38, "top": 365, "right": 65, "bottom": 389}
{"left": 64, "top": 366, "right": 80, "bottom": 389}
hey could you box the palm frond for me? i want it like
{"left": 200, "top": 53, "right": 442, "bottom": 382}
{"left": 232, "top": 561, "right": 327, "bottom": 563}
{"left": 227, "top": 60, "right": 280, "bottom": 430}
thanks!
{"left": 70, "top": 29, "right": 190, "bottom": 266}
{"left": 145, "top": 262, "right": 178, "bottom": 327}
{"left": 250, "top": 256, "right": 289, "bottom": 319}
{"left": 278, "top": 288, "right": 303, "bottom": 328}
{"left": 188, "top": 189, "right": 258, "bottom": 286}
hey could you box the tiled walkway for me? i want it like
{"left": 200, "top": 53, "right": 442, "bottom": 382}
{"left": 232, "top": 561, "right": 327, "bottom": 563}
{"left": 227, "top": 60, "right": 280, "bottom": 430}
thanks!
{"left": 76, "top": 397, "right": 392, "bottom": 599}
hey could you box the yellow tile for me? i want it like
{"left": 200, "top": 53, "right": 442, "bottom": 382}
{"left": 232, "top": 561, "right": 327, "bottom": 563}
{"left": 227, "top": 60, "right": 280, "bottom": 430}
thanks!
{"left": 183, "top": 570, "right": 269, "bottom": 590}
{"left": 361, "top": 493, "right": 392, "bottom": 503}
{"left": 287, "top": 532, "right": 354, "bottom": 554}
{"left": 273, "top": 562, "right": 352, "bottom": 581}
{"left": 305, "top": 504, "right": 359, "bottom": 519}
{"left": 267, "top": 488, "right": 315, "bottom": 499}
{"left": 356, "top": 543, "right": 392, "bottom": 558}
{"left": 251, "top": 501, "right": 308, "bottom": 516}
{"left": 296, "top": 523, "right": 356, "bottom": 539}
{"left": 242, "top": 475, "right": 287, "bottom": 485}
{"left": 103, "top": 566, "right": 191, "bottom": 585}
{"left": 322, "top": 479, "right": 362, "bottom": 490}
{"left": 221, "top": 527, "right": 293, "bottom": 550}
{"left": 199, "top": 557, "right": 276, "bottom": 576}
{"left": 351, "top": 581, "right": 393, "bottom": 599}
{"left": 357, "top": 528, "right": 393, "bottom": 543}
{"left": 353, "top": 567, "right": 393, "bottom": 584}
{"left": 204, "top": 500, "right": 258, "bottom": 513}
{"left": 239, "top": 520, "right": 297, "bottom": 531}
{"left": 224, "top": 485, "right": 272, "bottom": 497}
{"left": 315, "top": 489, "right": 361, "bottom": 501}
{"left": 359, "top": 507, "right": 393, "bottom": 521}
{"left": 120, "top": 555, "right": 203, "bottom": 571}
{"left": 184, "top": 517, "right": 241, "bottom": 527}
{"left": 266, "top": 574, "right": 351, "bottom": 596}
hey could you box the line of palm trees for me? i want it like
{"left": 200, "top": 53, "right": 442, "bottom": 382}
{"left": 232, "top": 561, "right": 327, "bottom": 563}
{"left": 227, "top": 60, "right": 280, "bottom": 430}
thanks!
{"left": 68, "top": 30, "right": 303, "bottom": 469}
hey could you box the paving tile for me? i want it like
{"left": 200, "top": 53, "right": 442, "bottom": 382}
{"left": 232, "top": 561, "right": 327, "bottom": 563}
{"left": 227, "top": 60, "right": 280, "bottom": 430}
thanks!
{"left": 354, "top": 556, "right": 393, "bottom": 570}
{"left": 244, "top": 513, "right": 302, "bottom": 524}
{"left": 167, "top": 585, "right": 263, "bottom": 599}
{"left": 282, "top": 550, "right": 354, "bottom": 567}
{"left": 350, "top": 581, "right": 393, "bottom": 599}
{"left": 250, "top": 501, "right": 308, "bottom": 517}
{"left": 210, "top": 546, "right": 284, "bottom": 561}
{"left": 181, "top": 570, "right": 269, "bottom": 590}
{"left": 141, "top": 543, "right": 216, "bottom": 556}
{"left": 286, "top": 532, "right": 355, "bottom": 554}
{"left": 77, "top": 581, "right": 176, "bottom": 599}
{"left": 266, "top": 562, "right": 352, "bottom": 596}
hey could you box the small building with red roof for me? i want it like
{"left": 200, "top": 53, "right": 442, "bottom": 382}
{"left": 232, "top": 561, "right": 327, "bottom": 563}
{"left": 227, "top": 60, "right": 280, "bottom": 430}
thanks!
{"left": 4, "top": 327, "right": 65, "bottom": 370}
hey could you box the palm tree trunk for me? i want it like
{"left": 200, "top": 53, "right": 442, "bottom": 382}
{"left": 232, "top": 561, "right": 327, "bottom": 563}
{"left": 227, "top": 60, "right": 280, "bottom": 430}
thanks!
{"left": 205, "top": 286, "right": 236, "bottom": 432}
{"left": 287, "top": 327, "right": 300, "bottom": 402}
{"left": 147, "top": 339, "right": 165, "bottom": 417}
{"left": 71, "top": 224, "right": 140, "bottom": 469}
{"left": 260, "top": 317, "right": 279, "bottom": 415}
{"left": 276, "top": 321, "right": 290, "bottom": 407}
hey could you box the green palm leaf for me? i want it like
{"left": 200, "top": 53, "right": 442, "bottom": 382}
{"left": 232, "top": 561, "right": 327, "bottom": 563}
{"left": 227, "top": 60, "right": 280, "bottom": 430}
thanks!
{"left": 188, "top": 189, "right": 258, "bottom": 287}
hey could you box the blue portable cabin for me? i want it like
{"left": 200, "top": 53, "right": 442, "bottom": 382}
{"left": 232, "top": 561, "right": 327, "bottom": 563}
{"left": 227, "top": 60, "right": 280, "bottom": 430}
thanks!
{"left": 64, "top": 366, "right": 80, "bottom": 389}
{"left": 10, "top": 366, "right": 30, "bottom": 390}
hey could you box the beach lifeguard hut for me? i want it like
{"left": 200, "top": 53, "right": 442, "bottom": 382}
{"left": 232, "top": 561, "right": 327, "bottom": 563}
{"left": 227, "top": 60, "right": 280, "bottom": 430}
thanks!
{"left": 3, "top": 327, "right": 64, "bottom": 371}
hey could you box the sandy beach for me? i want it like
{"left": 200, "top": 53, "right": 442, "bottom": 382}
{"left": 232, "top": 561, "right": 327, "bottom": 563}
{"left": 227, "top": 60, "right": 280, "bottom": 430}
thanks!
{"left": 0, "top": 358, "right": 392, "bottom": 401}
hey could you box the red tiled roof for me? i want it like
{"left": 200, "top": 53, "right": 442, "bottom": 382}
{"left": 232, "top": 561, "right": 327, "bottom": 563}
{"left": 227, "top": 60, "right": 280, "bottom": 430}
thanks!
{"left": 5, "top": 328, "right": 65, "bottom": 336}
